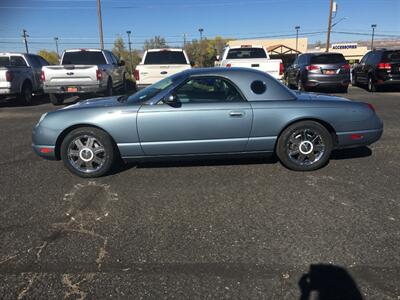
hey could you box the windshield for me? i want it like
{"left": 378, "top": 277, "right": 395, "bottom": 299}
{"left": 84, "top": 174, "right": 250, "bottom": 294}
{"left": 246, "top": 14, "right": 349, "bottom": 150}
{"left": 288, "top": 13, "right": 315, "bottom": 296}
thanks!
{"left": 127, "top": 77, "right": 176, "bottom": 103}
{"left": 227, "top": 48, "right": 267, "bottom": 59}
{"left": 144, "top": 51, "right": 188, "bottom": 64}
{"left": 310, "top": 54, "right": 346, "bottom": 64}
{"left": 62, "top": 51, "right": 107, "bottom": 65}
{"left": 0, "top": 57, "right": 10, "bottom": 67}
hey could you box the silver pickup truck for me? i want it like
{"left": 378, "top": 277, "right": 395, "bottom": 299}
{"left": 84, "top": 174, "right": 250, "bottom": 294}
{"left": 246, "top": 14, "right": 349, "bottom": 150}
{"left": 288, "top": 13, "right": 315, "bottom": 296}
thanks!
{"left": 0, "top": 53, "right": 49, "bottom": 105}
{"left": 41, "top": 49, "right": 126, "bottom": 105}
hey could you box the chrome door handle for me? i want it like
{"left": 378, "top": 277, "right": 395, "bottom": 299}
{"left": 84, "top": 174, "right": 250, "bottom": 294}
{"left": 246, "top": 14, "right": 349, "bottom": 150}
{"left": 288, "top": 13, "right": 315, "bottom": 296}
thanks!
{"left": 229, "top": 111, "right": 244, "bottom": 117}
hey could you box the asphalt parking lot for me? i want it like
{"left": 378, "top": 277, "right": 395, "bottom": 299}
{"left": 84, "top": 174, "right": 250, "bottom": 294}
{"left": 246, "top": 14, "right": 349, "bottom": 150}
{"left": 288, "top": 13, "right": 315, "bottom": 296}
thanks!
{"left": 0, "top": 86, "right": 399, "bottom": 299}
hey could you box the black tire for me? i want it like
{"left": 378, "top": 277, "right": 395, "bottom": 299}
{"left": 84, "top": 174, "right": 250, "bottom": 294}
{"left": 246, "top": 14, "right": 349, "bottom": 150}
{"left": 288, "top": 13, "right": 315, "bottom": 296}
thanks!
{"left": 60, "top": 127, "right": 116, "bottom": 178}
{"left": 49, "top": 94, "right": 64, "bottom": 105}
{"left": 18, "top": 82, "right": 33, "bottom": 105}
{"left": 104, "top": 78, "right": 113, "bottom": 96}
{"left": 276, "top": 121, "right": 333, "bottom": 171}
{"left": 338, "top": 86, "right": 348, "bottom": 93}
{"left": 351, "top": 72, "right": 358, "bottom": 86}
{"left": 368, "top": 75, "right": 378, "bottom": 92}
{"left": 297, "top": 77, "right": 306, "bottom": 92}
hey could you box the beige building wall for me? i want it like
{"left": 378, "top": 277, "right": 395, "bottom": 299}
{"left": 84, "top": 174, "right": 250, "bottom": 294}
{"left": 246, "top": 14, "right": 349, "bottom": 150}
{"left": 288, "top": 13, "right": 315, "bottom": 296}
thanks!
{"left": 228, "top": 38, "right": 308, "bottom": 53}
{"left": 308, "top": 44, "right": 369, "bottom": 62}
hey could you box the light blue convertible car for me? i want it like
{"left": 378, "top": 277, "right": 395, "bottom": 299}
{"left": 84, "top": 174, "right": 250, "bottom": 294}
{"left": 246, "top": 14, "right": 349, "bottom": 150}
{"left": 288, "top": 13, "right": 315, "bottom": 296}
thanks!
{"left": 32, "top": 68, "right": 383, "bottom": 177}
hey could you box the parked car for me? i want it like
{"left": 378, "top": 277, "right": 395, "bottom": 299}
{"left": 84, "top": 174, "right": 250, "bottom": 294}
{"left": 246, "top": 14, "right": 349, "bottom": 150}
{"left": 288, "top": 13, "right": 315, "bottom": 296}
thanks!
{"left": 352, "top": 49, "right": 400, "bottom": 92}
{"left": 0, "top": 52, "right": 49, "bottom": 105}
{"left": 134, "top": 48, "right": 191, "bottom": 90}
{"left": 219, "top": 45, "right": 283, "bottom": 80}
{"left": 41, "top": 49, "right": 126, "bottom": 105}
{"left": 32, "top": 68, "right": 383, "bottom": 178}
{"left": 284, "top": 52, "right": 350, "bottom": 92}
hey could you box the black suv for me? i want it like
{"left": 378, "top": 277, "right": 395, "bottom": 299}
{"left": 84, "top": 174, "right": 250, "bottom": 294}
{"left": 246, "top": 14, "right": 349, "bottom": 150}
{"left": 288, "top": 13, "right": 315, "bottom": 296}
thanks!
{"left": 284, "top": 52, "right": 350, "bottom": 92}
{"left": 352, "top": 49, "right": 400, "bottom": 92}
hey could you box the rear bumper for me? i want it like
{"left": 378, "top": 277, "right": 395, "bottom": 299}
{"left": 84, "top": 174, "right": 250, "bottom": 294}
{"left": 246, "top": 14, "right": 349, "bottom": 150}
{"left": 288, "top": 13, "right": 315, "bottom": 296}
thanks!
{"left": 43, "top": 84, "right": 106, "bottom": 94}
{"left": 306, "top": 73, "right": 350, "bottom": 87}
{"left": 0, "top": 88, "right": 13, "bottom": 95}
{"left": 336, "top": 128, "right": 383, "bottom": 149}
{"left": 376, "top": 78, "right": 400, "bottom": 86}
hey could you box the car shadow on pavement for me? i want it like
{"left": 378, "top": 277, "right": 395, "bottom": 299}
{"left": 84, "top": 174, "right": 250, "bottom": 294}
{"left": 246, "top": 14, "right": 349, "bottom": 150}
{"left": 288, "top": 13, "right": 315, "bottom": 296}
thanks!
{"left": 331, "top": 146, "right": 372, "bottom": 160}
{"left": 299, "top": 264, "right": 363, "bottom": 300}
{"left": 0, "top": 95, "right": 49, "bottom": 108}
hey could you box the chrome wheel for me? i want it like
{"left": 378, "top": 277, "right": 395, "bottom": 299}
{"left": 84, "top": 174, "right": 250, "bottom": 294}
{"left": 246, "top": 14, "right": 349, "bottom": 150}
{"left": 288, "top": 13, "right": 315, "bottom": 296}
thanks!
{"left": 67, "top": 135, "right": 106, "bottom": 173}
{"left": 287, "top": 129, "right": 326, "bottom": 166}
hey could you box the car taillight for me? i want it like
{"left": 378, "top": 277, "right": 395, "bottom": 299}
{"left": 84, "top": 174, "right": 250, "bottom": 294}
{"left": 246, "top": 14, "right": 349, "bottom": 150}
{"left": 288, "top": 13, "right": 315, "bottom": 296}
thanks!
{"left": 96, "top": 69, "right": 102, "bottom": 81}
{"left": 306, "top": 65, "right": 319, "bottom": 71}
{"left": 279, "top": 62, "right": 283, "bottom": 75}
{"left": 226, "top": 63, "right": 232, "bottom": 67}
{"left": 341, "top": 64, "right": 351, "bottom": 70}
{"left": 134, "top": 69, "right": 140, "bottom": 81}
{"left": 367, "top": 103, "right": 375, "bottom": 112}
{"left": 377, "top": 62, "right": 391, "bottom": 70}
{"left": 5, "top": 70, "right": 13, "bottom": 82}
{"left": 40, "top": 70, "right": 45, "bottom": 82}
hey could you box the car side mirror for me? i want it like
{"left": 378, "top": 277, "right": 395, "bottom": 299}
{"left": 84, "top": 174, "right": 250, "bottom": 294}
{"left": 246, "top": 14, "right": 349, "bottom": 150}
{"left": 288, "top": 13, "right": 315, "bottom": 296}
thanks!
{"left": 119, "top": 60, "right": 125, "bottom": 66}
{"left": 164, "top": 94, "right": 178, "bottom": 104}
{"left": 190, "top": 61, "right": 195, "bottom": 67}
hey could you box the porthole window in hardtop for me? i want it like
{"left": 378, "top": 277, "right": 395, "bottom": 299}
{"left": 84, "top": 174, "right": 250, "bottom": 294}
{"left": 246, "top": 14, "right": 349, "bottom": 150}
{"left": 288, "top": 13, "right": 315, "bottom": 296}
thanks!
{"left": 251, "top": 80, "right": 266, "bottom": 94}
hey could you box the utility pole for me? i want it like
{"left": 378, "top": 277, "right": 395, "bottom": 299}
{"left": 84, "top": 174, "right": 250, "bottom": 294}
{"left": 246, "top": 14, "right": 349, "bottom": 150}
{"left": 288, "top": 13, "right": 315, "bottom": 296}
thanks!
{"left": 183, "top": 33, "right": 187, "bottom": 48}
{"left": 54, "top": 37, "right": 59, "bottom": 60}
{"left": 22, "top": 29, "right": 29, "bottom": 53}
{"left": 97, "top": 0, "right": 104, "bottom": 49}
{"left": 325, "top": 0, "right": 334, "bottom": 52}
{"left": 126, "top": 30, "right": 133, "bottom": 75}
{"left": 371, "top": 24, "right": 377, "bottom": 50}
{"left": 198, "top": 28, "right": 204, "bottom": 67}
{"left": 295, "top": 26, "right": 300, "bottom": 56}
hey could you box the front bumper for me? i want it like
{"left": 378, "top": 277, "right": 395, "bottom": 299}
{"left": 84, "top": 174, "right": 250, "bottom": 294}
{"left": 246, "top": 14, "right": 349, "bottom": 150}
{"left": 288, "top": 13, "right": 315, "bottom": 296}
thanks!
{"left": 43, "top": 84, "right": 106, "bottom": 94}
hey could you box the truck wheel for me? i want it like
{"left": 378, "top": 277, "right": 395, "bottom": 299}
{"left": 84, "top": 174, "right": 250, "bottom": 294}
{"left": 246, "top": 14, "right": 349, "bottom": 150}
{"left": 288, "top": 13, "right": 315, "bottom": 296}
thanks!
{"left": 104, "top": 79, "right": 113, "bottom": 97}
{"left": 18, "top": 82, "right": 33, "bottom": 105}
{"left": 50, "top": 94, "right": 64, "bottom": 105}
{"left": 276, "top": 121, "right": 333, "bottom": 171}
{"left": 60, "top": 127, "right": 116, "bottom": 178}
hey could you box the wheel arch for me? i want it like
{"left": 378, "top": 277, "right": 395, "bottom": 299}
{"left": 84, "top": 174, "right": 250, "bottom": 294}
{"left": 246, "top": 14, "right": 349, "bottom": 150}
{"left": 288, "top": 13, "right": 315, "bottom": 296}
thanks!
{"left": 54, "top": 123, "right": 120, "bottom": 160}
{"left": 20, "top": 78, "right": 32, "bottom": 93}
{"left": 275, "top": 117, "right": 338, "bottom": 152}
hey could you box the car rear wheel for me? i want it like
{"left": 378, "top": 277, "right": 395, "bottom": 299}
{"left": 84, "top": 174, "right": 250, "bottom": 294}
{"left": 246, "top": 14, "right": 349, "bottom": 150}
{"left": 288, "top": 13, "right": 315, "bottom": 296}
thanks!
{"left": 276, "top": 121, "right": 333, "bottom": 171}
{"left": 368, "top": 76, "right": 378, "bottom": 92}
{"left": 351, "top": 72, "right": 358, "bottom": 86}
{"left": 49, "top": 94, "right": 65, "bottom": 105}
{"left": 104, "top": 79, "right": 113, "bottom": 96}
{"left": 18, "top": 82, "right": 33, "bottom": 105}
{"left": 60, "top": 127, "right": 116, "bottom": 178}
{"left": 297, "top": 77, "right": 307, "bottom": 92}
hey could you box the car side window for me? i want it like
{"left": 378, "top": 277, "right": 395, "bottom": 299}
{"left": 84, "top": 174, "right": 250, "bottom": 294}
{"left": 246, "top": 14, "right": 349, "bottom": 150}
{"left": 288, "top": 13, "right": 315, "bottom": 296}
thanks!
{"left": 10, "top": 56, "right": 27, "bottom": 67}
{"left": 361, "top": 52, "right": 370, "bottom": 64}
{"left": 111, "top": 53, "right": 120, "bottom": 65}
{"left": 298, "top": 55, "right": 307, "bottom": 65}
{"left": 28, "top": 55, "right": 41, "bottom": 68}
{"left": 38, "top": 57, "right": 49, "bottom": 66}
{"left": 174, "top": 77, "right": 244, "bottom": 103}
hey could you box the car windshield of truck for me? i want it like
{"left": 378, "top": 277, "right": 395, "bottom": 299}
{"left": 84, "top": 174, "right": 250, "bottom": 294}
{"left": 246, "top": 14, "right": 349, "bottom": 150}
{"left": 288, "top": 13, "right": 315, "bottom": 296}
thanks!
{"left": 310, "top": 54, "right": 346, "bottom": 64}
{"left": 0, "top": 57, "right": 10, "bottom": 67}
{"left": 62, "top": 51, "right": 107, "bottom": 65}
{"left": 144, "top": 51, "right": 188, "bottom": 64}
{"left": 383, "top": 51, "right": 400, "bottom": 62}
{"left": 226, "top": 48, "right": 267, "bottom": 59}
{"left": 127, "top": 77, "right": 176, "bottom": 103}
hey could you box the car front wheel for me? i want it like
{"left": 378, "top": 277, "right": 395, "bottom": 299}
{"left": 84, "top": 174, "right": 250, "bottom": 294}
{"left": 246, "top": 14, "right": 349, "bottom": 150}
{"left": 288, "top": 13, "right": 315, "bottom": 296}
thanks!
{"left": 276, "top": 121, "right": 333, "bottom": 171}
{"left": 60, "top": 127, "right": 116, "bottom": 178}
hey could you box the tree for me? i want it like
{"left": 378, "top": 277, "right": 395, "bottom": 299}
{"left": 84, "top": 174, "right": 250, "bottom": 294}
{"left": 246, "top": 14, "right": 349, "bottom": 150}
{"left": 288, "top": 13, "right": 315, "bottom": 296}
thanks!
{"left": 112, "top": 36, "right": 142, "bottom": 75}
{"left": 143, "top": 36, "right": 168, "bottom": 50}
{"left": 37, "top": 50, "right": 59, "bottom": 65}
{"left": 184, "top": 36, "right": 231, "bottom": 67}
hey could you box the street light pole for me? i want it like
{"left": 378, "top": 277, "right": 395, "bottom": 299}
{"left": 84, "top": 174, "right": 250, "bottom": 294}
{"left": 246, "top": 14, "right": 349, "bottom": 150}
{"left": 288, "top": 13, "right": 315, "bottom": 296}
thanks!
{"left": 54, "top": 37, "right": 59, "bottom": 60}
{"left": 22, "top": 29, "right": 29, "bottom": 53}
{"left": 198, "top": 28, "right": 204, "bottom": 67}
{"left": 126, "top": 30, "right": 133, "bottom": 75}
{"left": 198, "top": 28, "right": 204, "bottom": 41}
{"left": 295, "top": 26, "right": 300, "bottom": 56}
{"left": 371, "top": 24, "right": 377, "bottom": 50}
{"left": 325, "top": 0, "right": 334, "bottom": 52}
{"left": 97, "top": 0, "right": 104, "bottom": 49}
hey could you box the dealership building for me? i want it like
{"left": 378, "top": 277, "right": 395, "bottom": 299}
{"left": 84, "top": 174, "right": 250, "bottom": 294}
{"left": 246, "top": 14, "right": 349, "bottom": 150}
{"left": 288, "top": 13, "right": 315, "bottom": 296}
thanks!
{"left": 228, "top": 38, "right": 368, "bottom": 65}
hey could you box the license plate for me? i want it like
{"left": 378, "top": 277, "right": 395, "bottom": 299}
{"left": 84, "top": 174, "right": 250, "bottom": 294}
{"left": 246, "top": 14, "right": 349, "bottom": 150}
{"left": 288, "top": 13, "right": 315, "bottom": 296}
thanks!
{"left": 324, "top": 70, "right": 336, "bottom": 75}
{"left": 67, "top": 87, "right": 78, "bottom": 93}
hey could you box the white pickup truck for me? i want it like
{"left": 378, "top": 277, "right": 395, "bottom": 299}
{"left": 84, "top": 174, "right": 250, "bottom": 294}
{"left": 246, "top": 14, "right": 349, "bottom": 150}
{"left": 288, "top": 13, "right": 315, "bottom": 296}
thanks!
{"left": 41, "top": 49, "right": 126, "bottom": 105}
{"left": 0, "top": 53, "right": 49, "bottom": 105}
{"left": 219, "top": 45, "right": 283, "bottom": 80}
{"left": 135, "top": 49, "right": 191, "bottom": 89}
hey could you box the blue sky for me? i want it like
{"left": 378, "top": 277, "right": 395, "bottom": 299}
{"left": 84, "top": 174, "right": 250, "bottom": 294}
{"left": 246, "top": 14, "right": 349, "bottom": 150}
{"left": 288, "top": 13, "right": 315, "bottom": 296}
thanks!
{"left": 0, "top": 0, "right": 399, "bottom": 53}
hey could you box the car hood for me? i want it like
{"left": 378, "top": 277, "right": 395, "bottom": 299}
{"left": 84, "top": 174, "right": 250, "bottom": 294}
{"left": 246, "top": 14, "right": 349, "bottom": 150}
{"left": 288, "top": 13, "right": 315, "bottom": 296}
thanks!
{"left": 295, "top": 91, "right": 351, "bottom": 102}
{"left": 61, "top": 96, "right": 125, "bottom": 110}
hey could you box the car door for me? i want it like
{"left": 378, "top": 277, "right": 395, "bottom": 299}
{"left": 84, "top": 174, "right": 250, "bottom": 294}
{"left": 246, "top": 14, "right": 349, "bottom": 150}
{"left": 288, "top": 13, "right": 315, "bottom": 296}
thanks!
{"left": 357, "top": 52, "right": 370, "bottom": 83}
{"left": 137, "top": 76, "right": 253, "bottom": 155}
{"left": 27, "top": 55, "right": 42, "bottom": 91}
{"left": 287, "top": 56, "right": 299, "bottom": 85}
